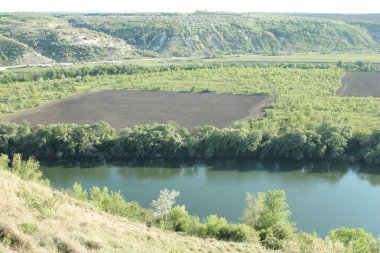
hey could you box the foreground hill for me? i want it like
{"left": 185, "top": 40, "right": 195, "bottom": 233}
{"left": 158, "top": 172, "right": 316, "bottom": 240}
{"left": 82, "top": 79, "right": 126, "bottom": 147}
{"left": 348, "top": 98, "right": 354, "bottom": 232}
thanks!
{"left": 1, "top": 12, "right": 380, "bottom": 65}
{"left": 0, "top": 170, "right": 272, "bottom": 253}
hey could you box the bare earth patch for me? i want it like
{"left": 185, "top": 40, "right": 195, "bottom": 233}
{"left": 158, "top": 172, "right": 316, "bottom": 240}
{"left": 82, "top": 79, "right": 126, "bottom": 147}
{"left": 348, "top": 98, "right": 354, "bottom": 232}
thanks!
{"left": 337, "top": 71, "right": 380, "bottom": 97}
{"left": 0, "top": 90, "right": 274, "bottom": 131}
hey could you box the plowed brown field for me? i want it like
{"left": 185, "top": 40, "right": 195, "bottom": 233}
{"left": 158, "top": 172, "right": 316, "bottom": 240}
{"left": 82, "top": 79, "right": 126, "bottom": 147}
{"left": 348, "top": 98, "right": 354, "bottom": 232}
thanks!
{"left": 0, "top": 90, "right": 274, "bottom": 131}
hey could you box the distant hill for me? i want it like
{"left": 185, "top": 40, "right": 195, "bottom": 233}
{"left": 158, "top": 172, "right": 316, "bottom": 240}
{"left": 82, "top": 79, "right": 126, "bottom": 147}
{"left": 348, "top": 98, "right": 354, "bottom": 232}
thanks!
{"left": 1, "top": 12, "right": 380, "bottom": 65}
{"left": 0, "top": 14, "right": 134, "bottom": 65}
{"left": 0, "top": 34, "right": 51, "bottom": 66}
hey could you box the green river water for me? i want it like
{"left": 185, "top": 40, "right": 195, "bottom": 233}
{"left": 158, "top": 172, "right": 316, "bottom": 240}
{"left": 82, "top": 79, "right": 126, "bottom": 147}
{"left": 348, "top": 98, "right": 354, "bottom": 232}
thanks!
{"left": 40, "top": 158, "right": 380, "bottom": 237}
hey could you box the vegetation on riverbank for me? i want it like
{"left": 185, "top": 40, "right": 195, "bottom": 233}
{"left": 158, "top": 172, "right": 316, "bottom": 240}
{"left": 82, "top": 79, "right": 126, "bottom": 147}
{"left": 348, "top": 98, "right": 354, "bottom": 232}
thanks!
{"left": 0, "top": 121, "right": 379, "bottom": 165}
{"left": 1, "top": 154, "right": 379, "bottom": 252}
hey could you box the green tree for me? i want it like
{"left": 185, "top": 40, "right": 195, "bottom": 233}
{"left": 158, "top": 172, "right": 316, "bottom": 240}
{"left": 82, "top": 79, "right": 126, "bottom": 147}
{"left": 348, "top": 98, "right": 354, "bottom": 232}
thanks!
{"left": 328, "top": 228, "right": 379, "bottom": 253}
{"left": 243, "top": 190, "right": 295, "bottom": 249}
{"left": 150, "top": 188, "right": 180, "bottom": 223}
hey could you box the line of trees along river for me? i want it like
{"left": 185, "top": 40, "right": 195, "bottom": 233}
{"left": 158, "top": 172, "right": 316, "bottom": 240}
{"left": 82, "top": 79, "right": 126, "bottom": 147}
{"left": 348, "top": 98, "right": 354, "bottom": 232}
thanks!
{"left": 0, "top": 121, "right": 379, "bottom": 165}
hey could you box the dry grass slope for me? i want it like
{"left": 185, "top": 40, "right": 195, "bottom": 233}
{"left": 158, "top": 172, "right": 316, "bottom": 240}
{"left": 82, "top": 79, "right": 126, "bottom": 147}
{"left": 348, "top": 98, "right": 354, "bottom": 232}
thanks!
{"left": 0, "top": 170, "right": 274, "bottom": 253}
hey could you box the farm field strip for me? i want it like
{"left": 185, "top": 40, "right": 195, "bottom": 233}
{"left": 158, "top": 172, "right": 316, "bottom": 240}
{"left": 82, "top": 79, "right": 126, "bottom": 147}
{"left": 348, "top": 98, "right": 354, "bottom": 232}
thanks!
{"left": 0, "top": 90, "right": 274, "bottom": 131}
{"left": 337, "top": 71, "right": 380, "bottom": 97}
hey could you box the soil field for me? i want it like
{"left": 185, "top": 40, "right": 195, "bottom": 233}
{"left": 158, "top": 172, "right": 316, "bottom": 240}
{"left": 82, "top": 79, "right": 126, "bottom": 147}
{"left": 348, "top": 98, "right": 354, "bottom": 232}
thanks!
{"left": 337, "top": 71, "right": 380, "bottom": 97}
{"left": 0, "top": 90, "right": 274, "bottom": 131}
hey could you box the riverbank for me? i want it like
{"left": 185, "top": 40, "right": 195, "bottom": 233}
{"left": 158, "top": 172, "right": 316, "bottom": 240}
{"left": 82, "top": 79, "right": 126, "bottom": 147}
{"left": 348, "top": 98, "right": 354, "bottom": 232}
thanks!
{"left": 0, "top": 170, "right": 272, "bottom": 253}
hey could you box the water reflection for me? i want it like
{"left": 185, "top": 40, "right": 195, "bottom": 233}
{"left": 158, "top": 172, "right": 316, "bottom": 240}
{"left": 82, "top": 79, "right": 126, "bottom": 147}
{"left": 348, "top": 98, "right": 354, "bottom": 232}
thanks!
{"left": 40, "top": 157, "right": 380, "bottom": 186}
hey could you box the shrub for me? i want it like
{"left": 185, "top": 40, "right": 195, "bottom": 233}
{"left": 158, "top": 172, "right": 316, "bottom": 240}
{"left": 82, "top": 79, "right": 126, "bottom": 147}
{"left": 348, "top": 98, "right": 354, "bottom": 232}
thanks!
{"left": 0, "top": 154, "right": 9, "bottom": 170}
{"left": 193, "top": 223, "right": 208, "bottom": 238}
{"left": 19, "top": 223, "right": 38, "bottom": 235}
{"left": 90, "top": 186, "right": 124, "bottom": 213}
{"left": 6, "top": 154, "right": 48, "bottom": 184}
{"left": 89, "top": 186, "right": 152, "bottom": 223}
{"left": 178, "top": 216, "right": 207, "bottom": 237}
{"left": 68, "top": 182, "right": 88, "bottom": 201}
{"left": 165, "top": 205, "right": 192, "bottom": 232}
{"left": 124, "top": 201, "right": 153, "bottom": 224}
{"left": 218, "top": 223, "right": 259, "bottom": 242}
{"left": 261, "top": 227, "right": 283, "bottom": 250}
{"left": 11, "top": 154, "right": 41, "bottom": 181}
{"left": 283, "top": 232, "right": 346, "bottom": 253}
{"left": 22, "top": 191, "right": 58, "bottom": 219}
{"left": 205, "top": 214, "right": 228, "bottom": 238}
{"left": 328, "top": 228, "right": 379, "bottom": 253}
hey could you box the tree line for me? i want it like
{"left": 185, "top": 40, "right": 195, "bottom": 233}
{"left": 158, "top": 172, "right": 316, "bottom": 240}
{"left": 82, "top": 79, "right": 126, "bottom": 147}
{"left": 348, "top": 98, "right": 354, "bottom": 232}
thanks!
{"left": 1, "top": 61, "right": 375, "bottom": 84}
{"left": 0, "top": 121, "right": 379, "bottom": 165}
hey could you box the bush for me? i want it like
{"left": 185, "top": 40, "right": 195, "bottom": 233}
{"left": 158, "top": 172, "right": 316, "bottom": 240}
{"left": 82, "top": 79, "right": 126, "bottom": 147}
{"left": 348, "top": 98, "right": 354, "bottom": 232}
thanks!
{"left": 2, "top": 154, "right": 49, "bottom": 184}
{"left": 283, "top": 232, "right": 346, "bottom": 253}
{"left": 328, "top": 228, "right": 379, "bottom": 253}
{"left": 192, "top": 222, "right": 208, "bottom": 238}
{"left": 19, "top": 223, "right": 38, "bottom": 235}
{"left": 68, "top": 182, "right": 88, "bottom": 201}
{"left": 218, "top": 223, "right": 259, "bottom": 242}
{"left": 165, "top": 206, "right": 192, "bottom": 232}
{"left": 0, "top": 154, "right": 9, "bottom": 170}
{"left": 124, "top": 201, "right": 153, "bottom": 224}
{"left": 261, "top": 227, "right": 283, "bottom": 250}
{"left": 89, "top": 186, "right": 152, "bottom": 223}
{"left": 205, "top": 214, "right": 228, "bottom": 238}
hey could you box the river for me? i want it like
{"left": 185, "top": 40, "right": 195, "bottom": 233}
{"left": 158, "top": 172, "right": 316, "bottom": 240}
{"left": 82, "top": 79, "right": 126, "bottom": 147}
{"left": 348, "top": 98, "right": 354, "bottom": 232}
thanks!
{"left": 40, "top": 158, "right": 380, "bottom": 237}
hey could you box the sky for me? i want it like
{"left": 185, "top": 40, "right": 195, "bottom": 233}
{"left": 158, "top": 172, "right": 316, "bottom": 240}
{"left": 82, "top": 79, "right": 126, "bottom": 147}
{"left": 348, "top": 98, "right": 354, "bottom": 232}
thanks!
{"left": 1, "top": 0, "right": 380, "bottom": 13}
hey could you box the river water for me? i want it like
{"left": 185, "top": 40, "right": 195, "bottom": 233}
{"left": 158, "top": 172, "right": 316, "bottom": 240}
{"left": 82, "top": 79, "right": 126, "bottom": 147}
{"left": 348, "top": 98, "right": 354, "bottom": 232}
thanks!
{"left": 40, "top": 158, "right": 380, "bottom": 237}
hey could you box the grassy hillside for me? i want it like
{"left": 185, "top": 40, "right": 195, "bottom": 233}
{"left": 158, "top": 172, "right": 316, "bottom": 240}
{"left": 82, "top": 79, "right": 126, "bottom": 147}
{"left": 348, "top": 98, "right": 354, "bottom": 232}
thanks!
{"left": 67, "top": 13, "right": 379, "bottom": 57}
{"left": 289, "top": 13, "right": 380, "bottom": 44}
{"left": 0, "top": 170, "right": 272, "bottom": 253}
{"left": 0, "top": 14, "right": 134, "bottom": 63}
{"left": 1, "top": 12, "right": 380, "bottom": 66}
{"left": 0, "top": 35, "right": 28, "bottom": 65}
{"left": 0, "top": 35, "right": 51, "bottom": 66}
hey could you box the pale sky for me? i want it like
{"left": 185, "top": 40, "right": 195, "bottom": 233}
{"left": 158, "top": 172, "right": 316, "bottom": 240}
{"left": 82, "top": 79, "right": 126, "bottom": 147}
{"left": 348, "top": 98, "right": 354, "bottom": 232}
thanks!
{"left": 1, "top": 0, "right": 380, "bottom": 13}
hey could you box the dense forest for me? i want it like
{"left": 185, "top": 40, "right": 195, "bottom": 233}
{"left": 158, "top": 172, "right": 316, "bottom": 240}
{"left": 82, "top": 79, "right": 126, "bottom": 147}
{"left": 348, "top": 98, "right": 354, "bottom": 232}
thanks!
{"left": 1, "top": 13, "right": 380, "bottom": 65}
